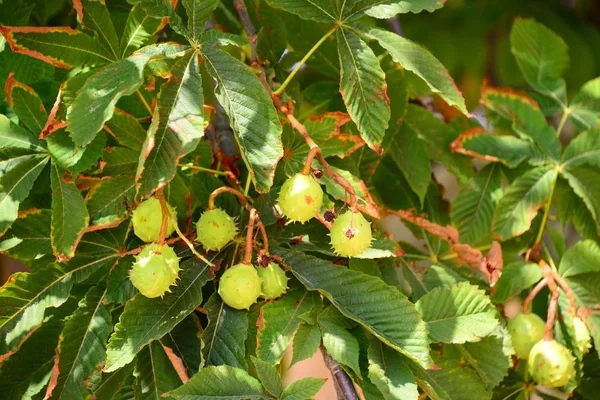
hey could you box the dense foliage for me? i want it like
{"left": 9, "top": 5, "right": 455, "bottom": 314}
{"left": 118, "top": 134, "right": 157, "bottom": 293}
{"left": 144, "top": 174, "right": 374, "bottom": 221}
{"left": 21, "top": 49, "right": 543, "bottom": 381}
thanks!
{"left": 1, "top": 0, "right": 600, "bottom": 399}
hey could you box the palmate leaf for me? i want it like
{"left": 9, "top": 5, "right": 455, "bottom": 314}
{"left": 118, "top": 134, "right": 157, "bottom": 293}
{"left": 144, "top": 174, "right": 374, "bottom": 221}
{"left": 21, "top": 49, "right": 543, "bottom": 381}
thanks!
{"left": 0, "top": 153, "right": 49, "bottom": 236}
{"left": 451, "top": 164, "right": 502, "bottom": 244}
{"left": 264, "top": 0, "right": 337, "bottom": 22}
{"left": 169, "top": 365, "right": 268, "bottom": 400}
{"left": 368, "top": 340, "right": 419, "bottom": 400}
{"left": 453, "top": 129, "right": 534, "bottom": 168}
{"left": 0, "top": 25, "right": 112, "bottom": 68}
{"left": 344, "top": 0, "right": 446, "bottom": 20}
{"left": 491, "top": 262, "right": 542, "bottom": 303}
{"left": 104, "top": 109, "right": 147, "bottom": 151}
{"left": 130, "top": 0, "right": 189, "bottom": 38}
{"left": 201, "top": 293, "right": 249, "bottom": 370}
{"left": 290, "top": 323, "right": 321, "bottom": 366}
{"left": 86, "top": 174, "right": 136, "bottom": 228}
{"left": 364, "top": 27, "right": 467, "bottom": 115}
{"left": 50, "top": 285, "right": 112, "bottom": 400}
{"left": 50, "top": 163, "right": 89, "bottom": 260}
{"left": 4, "top": 73, "right": 47, "bottom": 134}
{"left": 319, "top": 318, "right": 361, "bottom": 376}
{"left": 251, "top": 356, "right": 283, "bottom": 398}
{"left": 120, "top": 3, "right": 165, "bottom": 59}
{"left": 73, "top": 0, "right": 120, "bottom": 61}
{"left": 510, "top": 18, "right": 568, "bottom": 105}
{"left": 0, "top": 209, "right": 52, "bottom": 264}
{"left": 66, "top": 54, "right": 151, "bottom": 147}
{"left": 0, "top": 115, "right": 45, "bottom": 151}
{"left": 280, "top": 378, "right": 326, "bottom": 400}
{"left": 561, "top": 127, "right": 600, "bottom": 169}
{"left": 562, "top": 166, "right": 600, "bottom": 223}
{"left": 105, "top": 257, "right": 213, "bottom": 372}
{"left": 337, "top": 27, "right": 390, "bottom": 151}
{"left": 46, "top": 129, "right": 107, "bottom": 176}
{"left": 93, "top": 363, "right": 135, "bottom": 400}
{"left": 563, "top": 272, "right": 600, "bottom": 360}
{"left": 256, "top": 288, "right": 321, "bottom": 365}
{"left": 554, "top": 177, "right": 600, "bottom": 243}
{"left": 202, "top": 45, "right": 283, "bottom": 193}
{"left": 415, "top": 282, "right": 498, "bottom": 344}
{"left": 163, "top": 314, "right": 202, "bottom": 376}
{"left": 492, "top": 165, "right": 558, "bottom": 240}
{"left": 136, "top": 51, "right": 205, "bottom": 198}
{"left": 273, "top": 249, "right": 432, "bottom": 368}
{"left": 134, "top": 341, "right": 183, "bottom": 400}
{"left": 570, "top": 76, "right": 600, "bottom": 130}
{"left": 559, "top": 240, "right": 600, "bottom": 278}
{"left": 182, "top": 0, "right": 219, "bottom": 42}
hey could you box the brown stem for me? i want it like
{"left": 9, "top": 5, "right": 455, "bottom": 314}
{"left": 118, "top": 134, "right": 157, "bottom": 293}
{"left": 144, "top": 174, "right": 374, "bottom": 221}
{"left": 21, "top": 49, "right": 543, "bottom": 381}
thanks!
{"left": 256, "top": 217, "right": 269, "bottom": 254}
{"left": 522, "top": 278, "right": 548, "bottom": 313}
{"left": 320, "top": 345, "right": 359, "bottom": 400}
{"left": 550, "top": 270, "right": 578, "bottom": 315}
{"left": 545, "top": 290, "right": 560, "bottom": 341}
{"left": 243, "top": 208, "right": 258, "bottom": 264}
{"left": 208, "top": 186, "right": 249, "bottom": 209}
{"left": 302, "top": 147, "right": 321, "bottom": 175}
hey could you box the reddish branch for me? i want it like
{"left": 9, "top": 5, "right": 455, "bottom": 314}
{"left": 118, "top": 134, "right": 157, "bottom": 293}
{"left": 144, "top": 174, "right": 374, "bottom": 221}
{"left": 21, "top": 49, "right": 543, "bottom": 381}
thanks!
{"left": 208, "top": 186, "right": 249, "bottom": 209}
{"left": 243, "top": 208, "right": 258, "bottom": 264}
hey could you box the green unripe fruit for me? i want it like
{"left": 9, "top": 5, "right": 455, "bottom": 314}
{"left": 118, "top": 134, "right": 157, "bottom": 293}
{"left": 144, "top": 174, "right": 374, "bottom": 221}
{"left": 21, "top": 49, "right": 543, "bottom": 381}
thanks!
{"left": 278, "top": 173, "right": 323, "bottom": 223}
{"left": 132, "top": 198, "right": 177, "bottom": 243}
{"left": 528, "top": 340, "right": 575, "bottom": 387}
{"left": 196, "top": 208, "right": 238, "bottom": 251}
{"left": 258, "top": 263, "right": 289, "bottom": 300}
{"left": 508, "top": 313, "right": 546, "bottom": 359}
{"left": 218, "top": 263, "right": 262, "bottom": 310}
{"left": 330, "top": 210, "right": 372, "bottom": 257}
{"left": 573, "top": 317, "right": 592, "bottom": 355}
{"left": 129, "top": 243, "right": 180, "bottom": 298}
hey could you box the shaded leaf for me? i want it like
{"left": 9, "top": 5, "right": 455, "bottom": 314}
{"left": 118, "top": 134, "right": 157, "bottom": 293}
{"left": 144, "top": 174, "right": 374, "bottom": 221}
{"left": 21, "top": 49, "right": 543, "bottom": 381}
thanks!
{"left": 561, "top": 127, "right": 600, "bottom": 169}
{"left": 368, "top": 340, "right": 418, "bottom": 400}
{"left": 74, "top": 0, "right": 120, "bottom": 60}
{"left": 0, "top": 115, "right": 45, "bottom": 151}
{"left": 264, "top": 0, "right": 336, "bottom": 22}
{"left": 104, "top": 109, "right": 147, "bottom": 151}
{"left": 0, "top": 208, "right": 52, "bottom": 263}
{"left": 562, "top": 166, "right": 600, "bottom": 223}
{"left": 559, "top": 240, "right": 600, "bottom": 278}
{"left": 120, "top": 3, "right": 165, "bottom": 58}
{"left": 134, "top": 340, "right": 183, "bottom": 400}
{"left": 291, "top": 323, "right": 321, "bottom": 367}
{"left": 86, "top": 174, "right": 136, "bottom": 228}
{"left": 570, "top": 76, "right": 600, "bottom": 130}
{"left": 4, "top": 73, "right": 47, "bottom": 134}
{"left": 182, "top": 0, "right": 219, "bottom": 41}
{"left": 320, "top": 318, "right": 361, "bottom": 376}
{"left": 251, "top": 356, "right": 283, "bottom": 397}
{"left": 46, "top": 129, "right": 107, "bottom": 176}
{"left": 491, "top": 262, "right": 542, "bottom": 303}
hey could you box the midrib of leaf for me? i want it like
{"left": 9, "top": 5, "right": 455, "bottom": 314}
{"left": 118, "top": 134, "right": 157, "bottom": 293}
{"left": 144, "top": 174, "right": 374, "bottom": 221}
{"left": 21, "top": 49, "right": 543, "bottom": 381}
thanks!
{"left": 204, "top": 300, "right": 226, "bottom": 365}
{"left": 506, "top": 167, "right": 556, "bottom": 221}
{"left": 342, "top": 1, "right": 388, "bottom": 21}
{"left": 55, "top": 288, "right": 109, "bottom": 398}
{"left": 83, "top": 7, "right": 119, "bottom": 60}
{"left": 0, "top": 254, "right": 117, "bottom": 331}
{"left": 121, "top": 15, "right": 151, "bottom": 59}
{"left": 470, "top": 165, "right": 497, "bottom": 227}
{"left": 562, "top": 149, "right": 600, "bottom": 168}
{"left": 21, "top": 35, "right": 113, "bottom": 63}
{"left": 0, "top": 155, "right": 48, "bottom": 213}
{"left": 90, "top": 180, "right": 136, "bottom": 216}
{"left": 307, "top": 0, "right": 337, "bottom": 20}
{"left": 12, "top": 90, "right": 46, "bottom": 132}
{"left": 149, "top": 345, "right": 159, "bottom": 400}
{"left": 0, "top": 133, "right": 45, "bottom": 152}
{"left": 338, "top": 27, "right": 371, "bottom": 126}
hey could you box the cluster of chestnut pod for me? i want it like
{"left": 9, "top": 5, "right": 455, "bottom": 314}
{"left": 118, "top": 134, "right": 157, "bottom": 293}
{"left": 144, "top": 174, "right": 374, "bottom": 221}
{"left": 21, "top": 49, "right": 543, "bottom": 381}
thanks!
{"left": 507, "top": 311, "right": 591, "bottom": 387}
{"left": 128, "top": 172, "right": 372, "bottom": 310}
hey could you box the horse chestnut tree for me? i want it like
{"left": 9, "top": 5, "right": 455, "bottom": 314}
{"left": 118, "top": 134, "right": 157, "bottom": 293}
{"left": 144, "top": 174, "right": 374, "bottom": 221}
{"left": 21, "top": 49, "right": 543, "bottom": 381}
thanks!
{"left": 0, "top": 1, "right": 599, "bottom": 399}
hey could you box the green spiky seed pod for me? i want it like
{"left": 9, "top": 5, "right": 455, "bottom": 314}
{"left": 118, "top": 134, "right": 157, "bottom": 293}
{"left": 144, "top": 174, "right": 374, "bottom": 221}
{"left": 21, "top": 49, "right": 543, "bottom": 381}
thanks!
{"left": 129, "top": 243, "right": 180, "bottom": 298}
{"left": 196, "top": 208, "right": 238, "bottom": 251}
{"left": 573, "top": 317, "right": 592, "bottom": 355}
{"left": 218, "top": 263, "right": 262, "bottom": 310}
{"left": 507, "top": 313, "right": 546, "bottom": 359}
{"left": 278, "top": 173, "right": 324, "bottom": 223}
{"left": 258, "top": 263, "right": 289, "bottom": 300}
{"left": 528, "top": 340, "right": 575, "bottom": 387}
{"left": 330, "top": 210, "right": 372, "bottom": 257}
{"left": 132, "top": 197, "right": 177, "bottom": 243}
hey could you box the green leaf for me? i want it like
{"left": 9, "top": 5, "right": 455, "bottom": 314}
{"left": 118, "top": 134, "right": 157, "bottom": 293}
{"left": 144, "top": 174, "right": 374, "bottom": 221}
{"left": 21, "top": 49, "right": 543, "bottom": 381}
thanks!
{"left": 554, "top": 177, "right": 600, "bottom": 243}
{"left": 337, "top": 27, "right": 390, "bottom": 150}
{"left": 510, "top": 18, "right": 568, "bottom": 105}
{"left": 319, "top": 318, "right": 361, "bottom": 376}
{"left": 201, "top": 293, "right": 249, "bottom": 370}
{"left": 106, "top": 256, "right": 138, "bottom": 304}
{"left": 492, "top": 165, "right": 557, "bottom": 240}
{"left": 491, "top": 262, "right": 542, "bottom": 303}
{"left": 86, "top": 174, "right": 136, "bottom": 228}
{"left": 0, "top": 263, "right": 73, "bottom": 353}
{"left": 563, "top": 273, "right": 600, "bottom": 360}
{"left": 0, "top": 153, "right": 49, "bottom": 235}
{"left": 257, "top": 289, "right": 321, "bottom": 365}
{"left": 570, "top": 76, "right": 600, "bottom": 130}
{"left": 168, "top": 366, "right": 268, "bottom": 400}
{"left": 559, "top": 240, "right": 600, "bottom": 278}
{"left": 46, "top": 129, "right": 107, "bottom": 176}
{"left": 387, "top": 113, "right": 430, "bottom": 202}
{"left": 120, "top": 3, "right": 164, "bottom": 58}
{"left": 264, "top": 0, "right": 336, "bottom": 22}
{"left": 415, "top": 282, "right": 498, "bottom": 344}
{"left": 182, "top": 0, "right": 219, "bottom": 41}
{"left": 93, "top": 363, "right": 135, "bottom": 400}
{"left": 562, "top": 166, "right": 600, "bottom": 222}
{"left": 132, "top": 0, "right": 189, "bottom": 38}
{"left": 0, "top": 25, "right": 112, "bottom": 68}
{"left": 562, "top": 127, "right": 600, "bottom": 169}
{"left": 51, "top": 285, "right": 112, "bottom": 400}
{"left": 134, "top": 341, "right": 183, "bottom": 400}
{"left": 0, "top": 115, "right": 45, "bottom": 151}
{"left": 451, "top": 164, "right": 502, "bottom": 244}
{"left": 4, "top": 73, "right": 47, "bottom": 134}
{"left": 101, "top": 147, "right": 139, "bottom": 177}
{"left": 136, "top": 51, "right": 205, "bottom": 197}
{"left": 454, "top": 130, "right": 534, "bottom": 168}
{"left": 411, "top": 352, "right": 490, "bottom": 400}
{"left": 67, "top": 55, "right": 150, "bottom": 147}
{"left": 273, "top": 249, "right": 432, "bottom": 368}
{"left": 455, "top": 326, "right": 514, "bottom": 391}
{"left": 0, "top": 209, "right": 52, "bottom": 263}
{"left": 350, "top": 0, "right": 446, "bottom": 19}
{"left": 251, "top": 356, "right": 283, "bottom": 397}
{"left": 291, "top": 324, "right": 321, "bottom": 367}
{"left": 74, "top": 0, "right": 120, "bottom": 60}
{"left": 202, "top": 46, "right": 283, "bottom": 193}
{"left": 164, "top": 314, "right": 202, "bottom": 376}
{"left": 365, "top": 27, "right": 467, "bottom": 115}
{"left": 280, "top": 377, "right": 326, "bottom": 400}
{"left": 105, "top": 257, "right": 213, "bottom": 372}
{"left": 105, "top": 109, "right": 147, "bottom": 151}
{"left": 50, "top": 163, "right": 89, "bottom": 260}
{"left": 368, "top": 340, "right": 419, "bottom": 400}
